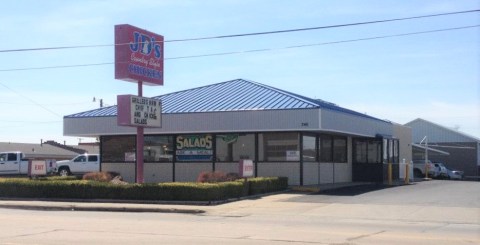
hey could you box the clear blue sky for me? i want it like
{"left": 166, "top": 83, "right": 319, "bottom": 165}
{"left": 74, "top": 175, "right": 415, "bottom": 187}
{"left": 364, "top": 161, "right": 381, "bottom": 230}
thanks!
{"left": 0, "top": 0, "right": 478, "bottom": 144}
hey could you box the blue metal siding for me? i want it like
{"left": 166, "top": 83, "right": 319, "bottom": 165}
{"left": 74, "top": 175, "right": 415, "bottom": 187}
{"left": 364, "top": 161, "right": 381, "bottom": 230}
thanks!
{"left": 64, "top": 78, "right": 387, "bottom": 123}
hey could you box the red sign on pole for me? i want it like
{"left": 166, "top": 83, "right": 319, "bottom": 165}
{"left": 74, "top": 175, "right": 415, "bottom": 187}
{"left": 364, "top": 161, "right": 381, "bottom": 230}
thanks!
{"left": 239, "top": 159, "right": 254, "bottom": 178}
{"left": 115, "top": 24, "right": 164, "bottom": 86}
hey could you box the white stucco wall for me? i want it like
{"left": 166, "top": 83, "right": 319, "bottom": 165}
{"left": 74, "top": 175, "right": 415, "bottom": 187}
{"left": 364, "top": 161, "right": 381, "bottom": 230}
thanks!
{"left": 102, "top": 163, "right": 135, "bottom": 183}
{"left": 175, "top": 162, "right": 212, "bottom": 182}
{"left": 144, "top": 162, "right": 173, "bottom": 183}
{"left": 303, "top": 162, "right": 320, "bottom": 185}
{"left": 215, "top": 162, "right": 240, "bottom": 175}
{"left": 257, "top": 162, "right": 300, "bottom": 185}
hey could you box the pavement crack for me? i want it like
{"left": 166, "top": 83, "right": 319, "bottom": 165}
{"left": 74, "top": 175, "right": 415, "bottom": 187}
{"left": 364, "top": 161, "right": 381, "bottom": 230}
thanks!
{"left": 346, "top": 230, "right": 385, "bottom": 242}
{"left": 8, "top": 229, "right": 64, "bottom": 239}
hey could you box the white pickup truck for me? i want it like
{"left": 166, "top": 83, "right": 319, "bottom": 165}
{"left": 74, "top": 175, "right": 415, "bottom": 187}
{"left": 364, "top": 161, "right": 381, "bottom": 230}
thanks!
{"left": 55, "top": 154, "right": 100, "bottom": 176}
{"left": 413, "top": 160, "right": 440, "bottom": 178}
{"left": 0, "top": 152, "right": 29, "bottom": 175}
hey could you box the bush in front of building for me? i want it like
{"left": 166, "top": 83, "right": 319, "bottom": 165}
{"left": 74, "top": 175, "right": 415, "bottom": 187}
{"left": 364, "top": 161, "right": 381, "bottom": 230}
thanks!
{"left": 246, "top": 177, "right": 289, "bottom": 195}
{"left": 0, "top": 176, "right": 288, "bottom": 202}
{"left": 136, "top": 182, "right": 246, "bottom": 201}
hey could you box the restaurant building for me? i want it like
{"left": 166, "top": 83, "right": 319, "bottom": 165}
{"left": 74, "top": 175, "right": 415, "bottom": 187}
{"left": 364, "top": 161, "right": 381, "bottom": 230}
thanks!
{"left": 64, "top": 79, "right": 411, "bottom": 185}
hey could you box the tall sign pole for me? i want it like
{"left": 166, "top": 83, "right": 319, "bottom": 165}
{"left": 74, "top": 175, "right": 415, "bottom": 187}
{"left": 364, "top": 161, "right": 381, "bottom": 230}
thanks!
{"left": 114, "top": 24, "right": 164, "bottom": 183}
{"left": 136, "top": 81, "right": 144, "bottom": 182}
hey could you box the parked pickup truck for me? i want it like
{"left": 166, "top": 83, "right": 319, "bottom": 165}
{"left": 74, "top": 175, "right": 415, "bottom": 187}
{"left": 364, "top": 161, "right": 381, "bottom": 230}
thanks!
{"left": 413, "top": 160, "right": 440, "bottom": 178}
{"left": 55, "top": 154, "right": 100, "bottom": 176}
{"left": 0, "top": 152, "right": 29, "bottom": 175}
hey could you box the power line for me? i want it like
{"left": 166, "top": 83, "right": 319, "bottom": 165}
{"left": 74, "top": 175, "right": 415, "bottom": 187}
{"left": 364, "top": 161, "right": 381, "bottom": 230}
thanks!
{"left": 167, "top": 9, "right": 480, "bottom": 42}
{"left": 0, "top": 25, "right": 477, "bottom": 72}
{"left": 0, "top": 120, "right": 61, "bottom": 124}
{"left": 0, "top": 101, "right": 92, "bottom": 106}
{"left": 0, "top": 62, "right": 112, "bottom": 72}
{"left": 0, "top": 81, "right": 62, "bottom": 117}
{"left": 0, "top": 9, "right": 478, "bottom": 53}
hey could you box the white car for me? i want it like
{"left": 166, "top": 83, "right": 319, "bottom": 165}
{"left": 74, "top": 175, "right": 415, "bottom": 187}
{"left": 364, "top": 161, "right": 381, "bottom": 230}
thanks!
{"left": 447, "top": 169, "right": 464, "bottom": 180}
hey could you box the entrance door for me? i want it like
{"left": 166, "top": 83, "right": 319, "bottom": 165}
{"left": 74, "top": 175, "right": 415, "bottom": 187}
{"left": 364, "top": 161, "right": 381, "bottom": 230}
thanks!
{"left": 352, "top": 138, "right": 383, "bottom": 182}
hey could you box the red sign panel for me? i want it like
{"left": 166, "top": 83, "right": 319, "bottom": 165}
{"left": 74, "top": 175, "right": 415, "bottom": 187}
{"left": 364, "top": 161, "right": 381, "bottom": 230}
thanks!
{"left": 115, "top": 24, "right": 164, "bottom": 86}
{"left": 239, "top": 159, "right": 254, "bottom": 177}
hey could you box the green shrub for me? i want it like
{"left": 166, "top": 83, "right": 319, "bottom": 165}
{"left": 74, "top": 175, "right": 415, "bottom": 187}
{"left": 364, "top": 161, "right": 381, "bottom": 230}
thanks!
{"left": 0, "top": 176, "right": 287, "bottom": 201}
{"left": 45, "top": 176, "right": 81, "bottom": 181}
{"left": 247, "top": 177, "right": 288, "bottom": 195}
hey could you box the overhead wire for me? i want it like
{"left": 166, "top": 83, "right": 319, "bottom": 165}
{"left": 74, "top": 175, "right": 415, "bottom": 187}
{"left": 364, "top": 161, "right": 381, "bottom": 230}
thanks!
{"left": 1, "top": 120, "right": 62, "bottom": 124}
{"left": 0, "top": 101, "right": 93, "bottom": 106}
{"left": 0, "top": 9, "right": 478, "bottom": 53}
{"left": 0, "top": 81, "right": 62, "bottom": 117}
{"left": 0, "top": 11, "right": 478, "bottom": 125}
{"left": 166, "top": 9, "right": 480, "bottom": 42}
{"left": 0, "top": 25, "right": 477, "bottom": 72}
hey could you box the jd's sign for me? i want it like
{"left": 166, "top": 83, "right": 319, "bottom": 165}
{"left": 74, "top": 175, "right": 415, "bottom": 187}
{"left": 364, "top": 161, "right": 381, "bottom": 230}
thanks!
{"left": 115, "top": 24, "right": 164, "bottom": 86}
{"left": 117, "top": 95, "right": 162, "bottom": 128}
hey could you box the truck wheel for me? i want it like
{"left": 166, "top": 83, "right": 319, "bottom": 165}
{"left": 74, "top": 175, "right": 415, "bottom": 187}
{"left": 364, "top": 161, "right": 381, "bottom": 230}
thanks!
{"left": 58, "top": 167, "right": 70, "bottom": 177}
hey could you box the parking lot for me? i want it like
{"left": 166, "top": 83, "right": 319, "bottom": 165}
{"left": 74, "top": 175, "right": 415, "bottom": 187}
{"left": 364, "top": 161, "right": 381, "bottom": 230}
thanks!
{"left": 0, "top": 180, "right": 479, "bottom": 244}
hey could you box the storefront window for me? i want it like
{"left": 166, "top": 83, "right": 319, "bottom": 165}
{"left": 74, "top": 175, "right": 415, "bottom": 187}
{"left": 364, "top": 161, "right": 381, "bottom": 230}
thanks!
{"left": 319, "top": 135, "right": 332, "bottom": 162}
{"left": 101, "top": 136, "right": 135, "bottom": 162}
{"left": 354, "top": 139, "right": 384, "bottom": 164}
{"left": 259, "top": 132, "right": 299, "bottom": 161}
{"left": 388, "top": 139, "right": 394, "bottom": 163}
{"left": 367, "top": 140, "right": 382, "bottom": 163}
{"left": 319, "top": 135, "right": 347, "bottom": 163}
{"left": 176, "top": 134, "right": 213, "bottom": 161}
{"left": 333, "top": 137, "right": 347, "bottom": 163}
{"left": 383, "top": 139, "right": 388, "bottom": 163}
{"left": 354, "top": 140, "right": 367, "bottom": 163}
{"left": 216, "top": 134, "right": 255, "bottom": 162}
{"left": 302, "top": 135, "right": 317, "bottom": 162}
{"left": 144, "top": 136, "right": 174, "bottom": 162}
{"left": 393, "top": 139, "right": 399, "bottom": 163}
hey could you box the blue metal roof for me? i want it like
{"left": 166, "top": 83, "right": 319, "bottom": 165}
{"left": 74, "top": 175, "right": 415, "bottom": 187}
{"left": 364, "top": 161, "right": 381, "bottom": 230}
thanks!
{"left": 65, "top": 78, "right": 386, "bottom": 122}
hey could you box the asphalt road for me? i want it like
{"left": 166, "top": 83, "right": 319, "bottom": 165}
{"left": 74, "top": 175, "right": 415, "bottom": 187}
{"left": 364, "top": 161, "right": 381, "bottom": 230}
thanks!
{"left": 0, "top": 180, "right": 479, "bottom": 244}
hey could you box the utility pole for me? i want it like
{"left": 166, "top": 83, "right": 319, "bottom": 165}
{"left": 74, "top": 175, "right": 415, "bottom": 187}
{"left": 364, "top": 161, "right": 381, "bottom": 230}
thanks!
{"left": 93, "top": 97, "right": 104, "bottom": 108}
{"left": 420, "top": 136, "right": 429, "bottom": 179}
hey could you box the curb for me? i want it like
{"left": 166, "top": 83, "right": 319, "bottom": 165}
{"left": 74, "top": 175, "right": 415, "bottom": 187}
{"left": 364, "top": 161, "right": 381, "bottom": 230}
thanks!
{"left": 0, "top": 190, "right": 289, "bottom": 213}
{"left": 0, "top": 202, "right": 205, "bottom": 214}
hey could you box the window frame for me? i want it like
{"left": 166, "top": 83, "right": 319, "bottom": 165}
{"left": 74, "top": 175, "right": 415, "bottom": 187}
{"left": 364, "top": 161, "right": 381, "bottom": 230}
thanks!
{"left": 353, "top": 138, "right": 383, "bottom": 164}
{"left": 215, "top": 133, "right": 256, "bottom": 162}
{"left": 100, "top": 135, "right": 136, "bottom": 163}
{"left": 319, "top": 134, "right": 348, "bottom": 163}
{"left": 302, "top": 134, "right": 318, "bottom": 162}
{"left": 144, "top": 135, "right": 174, "bottom": 162}
{"left": 259, "top": 132, "right": 300, "bottom": 162}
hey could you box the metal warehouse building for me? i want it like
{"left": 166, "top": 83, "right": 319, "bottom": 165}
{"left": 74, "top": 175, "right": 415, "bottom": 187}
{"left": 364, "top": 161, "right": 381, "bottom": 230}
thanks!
{"left": 405, "top": 118, "right": 480, "bottom": 178}
{"left": 64, "top": 79, "right": 412, "bottom": 185}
